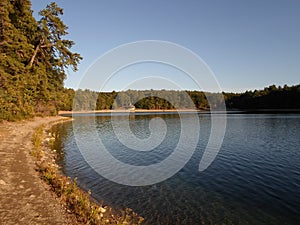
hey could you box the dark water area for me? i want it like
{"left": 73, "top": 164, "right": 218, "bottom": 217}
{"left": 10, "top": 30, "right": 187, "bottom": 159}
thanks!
{"left": 52, "top": 113, "right": 300, "bottom": 224}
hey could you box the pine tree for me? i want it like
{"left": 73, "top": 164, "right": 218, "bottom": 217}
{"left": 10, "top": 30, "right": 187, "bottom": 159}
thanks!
{"left": 0, "top": 0, "right": 35, "bottom": 120}
{"left": 29, "top": 2, "right": 81, "bottom": 71}
{"left": 29, "top": 2, "right": 82, "bottom": 113}
{"left": 0, "top": 1, "right": 82, "bottom": 120}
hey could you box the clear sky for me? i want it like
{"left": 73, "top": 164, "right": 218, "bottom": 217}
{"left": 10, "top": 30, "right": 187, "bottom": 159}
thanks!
{"left": 31, "top": 0, "right": 300, "bottom": 93}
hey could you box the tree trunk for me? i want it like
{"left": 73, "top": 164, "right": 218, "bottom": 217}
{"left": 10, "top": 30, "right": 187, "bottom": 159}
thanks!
{"left": 29, "top": 43, "right": 40, "bottom": 67}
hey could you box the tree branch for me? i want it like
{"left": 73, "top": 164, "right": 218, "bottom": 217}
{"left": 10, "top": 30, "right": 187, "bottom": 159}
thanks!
{"left": 29, "top": 40, "right": 42, "bottom": 67}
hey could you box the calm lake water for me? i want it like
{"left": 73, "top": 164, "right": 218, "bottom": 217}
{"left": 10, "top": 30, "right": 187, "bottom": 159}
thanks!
{"left": 53, "top": 113, "right": 300, "bottom": 224}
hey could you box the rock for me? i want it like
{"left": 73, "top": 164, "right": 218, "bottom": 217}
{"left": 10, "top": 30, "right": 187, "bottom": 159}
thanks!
{"left": 99, "top": 207, "right": 106, "bottom": 213}
{"left": 0, "top": 179, "right": 6, "bottom": 185}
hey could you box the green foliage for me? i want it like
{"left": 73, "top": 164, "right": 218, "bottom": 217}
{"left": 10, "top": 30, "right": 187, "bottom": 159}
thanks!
{"left": 73, "top": 85, "right": 300, "bottom": 112}
{"left": 73, "top": 89, "right": 99, "bottom": 111}
{"left": 75, "top": 89, "right": 214, "bottom": 111}
{"left": 225, "top": 84, "right": 300, "bottom": 110}
{"left": 31, "top": 125, "right": 44, "bottom": 159}
{"left": 0, "top": 0, "right": 81, "bottom": 121}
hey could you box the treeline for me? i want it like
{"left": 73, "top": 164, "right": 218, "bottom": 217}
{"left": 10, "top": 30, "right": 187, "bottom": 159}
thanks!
{"left": 73, "top": 89, "right": 210, "bottom": 110}
{"left": 72, "top": 89, "right": 223, "bottom": 111}
{"left": 226, "top": 84, "right": 300, "bottom": 110}
{"left": 72, "top": 84, "right": 300, "bottom": 111}
{"left": 0, "top": 0, "right": 81, "bottom": 121}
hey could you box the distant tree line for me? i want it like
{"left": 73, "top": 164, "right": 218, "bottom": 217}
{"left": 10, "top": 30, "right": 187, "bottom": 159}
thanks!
{"left": 72, "top": 84, "right": 300, "bottom": 111}
{"left": 226, "top": 84, "right": 300, "bottom": 110}
{"left": 73, "top": 89, "right": 212, "bottom": 111}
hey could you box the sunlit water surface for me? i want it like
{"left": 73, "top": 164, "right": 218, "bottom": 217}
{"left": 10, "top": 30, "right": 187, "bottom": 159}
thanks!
{"left": 52, "top": 113, "right": 300, "bottom": 224}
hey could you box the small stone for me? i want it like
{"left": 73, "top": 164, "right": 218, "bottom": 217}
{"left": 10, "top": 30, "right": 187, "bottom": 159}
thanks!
{"left": 29, "top": 194, "right": 35, "bottom": 198}
{"left": 19, "top": 185, "right": 24, "bottom": 189}
{"left": 99, "top": 207, "right": 106, "bottom": 213}
{"left": 0, "top": 179, "right": 6, "bottom": 185}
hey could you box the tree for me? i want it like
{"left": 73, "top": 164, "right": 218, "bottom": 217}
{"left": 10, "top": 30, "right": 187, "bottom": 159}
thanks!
{"left": 0, "top": 1, "right": 82, "bottom": 120}
{"left": 29, "top": 2, "right": 82, "bottom": 114}
{"left": 29, "top": 2, "right": 81, "bottom": 71}
{"left": 0, "top": 0, "right": 36, "bottom": 120}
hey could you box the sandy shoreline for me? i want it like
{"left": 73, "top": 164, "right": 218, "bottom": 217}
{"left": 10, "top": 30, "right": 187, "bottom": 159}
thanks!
{"left": 0, "top": 116, "right": 77, "bottom": 224}
{"left": 0, "top": 116, "right": 143, "bottom": 225}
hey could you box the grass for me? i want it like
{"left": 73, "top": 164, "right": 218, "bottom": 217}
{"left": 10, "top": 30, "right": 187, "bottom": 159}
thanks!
{"left": 31, "top": 125, "right": 44, "bottom": 160}
{"left": 32, "top": 123, "right": 144, "bottom": 225}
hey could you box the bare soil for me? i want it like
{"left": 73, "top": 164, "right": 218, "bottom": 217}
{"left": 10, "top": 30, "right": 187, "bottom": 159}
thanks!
{"left": 0, "top": 117, "right": 77, "bottom": 225}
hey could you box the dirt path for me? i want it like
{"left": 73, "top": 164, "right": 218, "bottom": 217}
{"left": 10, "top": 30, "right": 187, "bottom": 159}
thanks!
{"left": 0, "top": 117, "right": 76, "bottom": 225}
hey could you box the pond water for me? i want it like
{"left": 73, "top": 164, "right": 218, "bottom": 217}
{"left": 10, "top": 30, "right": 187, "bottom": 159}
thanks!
{"left": 52, "top": 113, "right": 300, "bottom": 224}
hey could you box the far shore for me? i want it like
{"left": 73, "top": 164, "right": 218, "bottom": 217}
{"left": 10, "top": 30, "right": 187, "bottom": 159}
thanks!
{"left": 59, "top": 108, "right": 300, "bottom": 116}
{"left": 58, "top": 109, "right": 206, "bottom": 115}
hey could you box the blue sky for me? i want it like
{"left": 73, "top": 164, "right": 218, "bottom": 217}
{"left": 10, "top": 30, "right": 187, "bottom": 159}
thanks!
{"left": 31, "top": 0, "right": 300, "bottom": 92}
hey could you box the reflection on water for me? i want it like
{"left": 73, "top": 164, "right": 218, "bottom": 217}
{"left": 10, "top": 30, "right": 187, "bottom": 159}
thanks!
{"left": 52, "top": 114, "right": 300, "bottom": 224}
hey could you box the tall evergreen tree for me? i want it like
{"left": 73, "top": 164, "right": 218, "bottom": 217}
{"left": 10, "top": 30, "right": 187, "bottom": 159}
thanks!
{"left": 0, "top": 0, "right": 35, "bottom": 120}
{"left": 29, "top": 2, "right": 82, "bottom": 113}
{"left": 0, "top": 1, "right": 82, "bottom": 120}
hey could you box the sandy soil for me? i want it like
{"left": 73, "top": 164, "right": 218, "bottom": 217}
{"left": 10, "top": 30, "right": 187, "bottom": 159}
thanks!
{"left": 0, "top": 117, "right": 77, "bottom": 225}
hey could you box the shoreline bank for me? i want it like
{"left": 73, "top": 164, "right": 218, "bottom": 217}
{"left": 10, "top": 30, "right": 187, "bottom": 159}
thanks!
{"left": 0, "top": 116, "right": 77, "bottom": 224}
{"left": 0, "top": 116, "right": 143, "bottom": 225}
